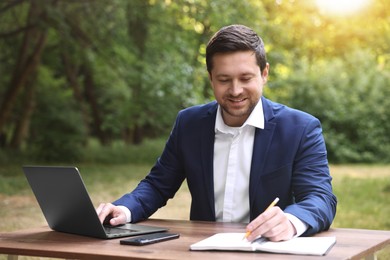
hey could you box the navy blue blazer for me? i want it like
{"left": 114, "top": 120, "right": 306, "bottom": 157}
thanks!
{"left": 114, "top": 97, "right": 337, "bottom": 236}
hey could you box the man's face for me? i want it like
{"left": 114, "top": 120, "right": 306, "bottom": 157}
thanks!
{"left": 209, "top": 50, "right": 269, "bottom": 127}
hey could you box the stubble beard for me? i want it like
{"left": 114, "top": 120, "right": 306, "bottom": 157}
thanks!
{"left": 220, "top": 96, "right": 259, "bottom": 124}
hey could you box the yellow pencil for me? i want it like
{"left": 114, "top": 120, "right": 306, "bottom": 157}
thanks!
{"left": 243, "top": 197, "right": 280, "bottom": 240}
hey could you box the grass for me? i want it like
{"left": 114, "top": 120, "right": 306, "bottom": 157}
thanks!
{"left": 0, "top": 147, "right": 389, "bottom": 258}
{"left": 330, "top": 165, "right": 390, "bottom": 230}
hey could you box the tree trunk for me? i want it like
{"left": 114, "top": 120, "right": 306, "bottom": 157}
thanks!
{"left": 9, "top": 75, "right": 37, "bottom": 149}
{"left": 127, "top": 0, "right": 149, "bottom": 144}
{"left": 62, "top": 53, "right": 90, "bottom": 134}
{"left": 81, "top": 65, "right": 109, "bottom": 145}
{"left": 0, "top": 1, "right": 47, "bottom": 140}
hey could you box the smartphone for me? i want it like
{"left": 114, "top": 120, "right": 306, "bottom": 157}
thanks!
{"left": 120, "top": 233, "right": 180, "bottom": 246}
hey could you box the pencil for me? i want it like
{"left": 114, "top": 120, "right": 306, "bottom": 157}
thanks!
{"left": 243, "top": 197, "right": 280, "bottom": 240}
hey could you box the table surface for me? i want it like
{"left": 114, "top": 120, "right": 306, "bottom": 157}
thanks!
{"left": 1, "top": 219, "right": 389, "bottom": 260}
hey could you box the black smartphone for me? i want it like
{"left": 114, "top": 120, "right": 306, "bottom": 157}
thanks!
{"left": 120, "top": 233, "right": 180, "bottom": 246}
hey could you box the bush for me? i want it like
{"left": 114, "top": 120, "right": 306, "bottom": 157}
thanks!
{"left": 270, "top": 49, "right": 390, "bottom": 163}
{"left": 28, "top": 66, "right": 86, "bottom": 163}
{"left": 80, "top": 138, "right": 165, "bottom": 165}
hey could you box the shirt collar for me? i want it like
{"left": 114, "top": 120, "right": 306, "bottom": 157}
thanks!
{"left": 215, "top": 99, "right": 265, "bottom": 134}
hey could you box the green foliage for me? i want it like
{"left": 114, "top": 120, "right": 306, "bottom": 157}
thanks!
{"left": 0, "top": 137, "right": 166, "bottom": 195}
{"left": 271, "top": 49, "right": 390, "bottom": 163}
{"left": 28, "top": 66, "right": 87, "bottom": 162}
{"left": 0, "top": 0, "right": 389, "bottom": 163}
{"left": 81, "top": 138, "right": 166, "bottom": 165}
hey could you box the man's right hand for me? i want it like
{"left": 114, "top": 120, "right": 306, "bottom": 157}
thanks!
{"left": 96, "top": 203, "right": 127, "bottom": 226}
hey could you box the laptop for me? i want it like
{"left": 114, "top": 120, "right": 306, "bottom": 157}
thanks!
{"left": 23, "top": 166, "right": 168, "bottom": 239}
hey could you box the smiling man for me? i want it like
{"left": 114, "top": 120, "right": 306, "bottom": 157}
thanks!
{"left": 209, "top": 51, "right": 268, "bottom": 127}
{"left": 97, "top": 24, "right": 337, "bottom": 242}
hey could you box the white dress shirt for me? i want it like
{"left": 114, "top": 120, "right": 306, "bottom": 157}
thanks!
{"left": 213, "top": 100, "right": 307, "bottom": 236}
{"left": 213, "top": 101, "right": 263, "bottom": 223}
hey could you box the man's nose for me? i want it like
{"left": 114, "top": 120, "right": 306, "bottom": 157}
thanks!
{"left": 229, "top": 80, "right": 243, "bottom": 96}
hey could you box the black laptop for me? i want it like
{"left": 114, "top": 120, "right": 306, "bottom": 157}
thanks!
{"left": 23, "top": 166, "right": 168, "bottom": 239}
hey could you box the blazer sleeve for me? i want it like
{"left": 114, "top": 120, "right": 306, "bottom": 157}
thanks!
{"left": 283, "top": 117, "right": 337, "bottom": 236}
{"left": 112, "top": 113, "right": 186, "bottom": 222}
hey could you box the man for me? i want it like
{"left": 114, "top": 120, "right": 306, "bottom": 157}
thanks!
{"left": 97, "top": 24, "right": 337, "bottom": 242}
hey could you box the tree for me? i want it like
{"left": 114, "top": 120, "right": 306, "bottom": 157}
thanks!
{"left": 1, "top": 0, "right": 389, "bottom": 163}
{"left": 0, "top": 0, "right": 48, "bottom": 148}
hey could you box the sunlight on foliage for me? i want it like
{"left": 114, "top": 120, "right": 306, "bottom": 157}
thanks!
{"left": 0, "top": 0, "right": 389, "bottom": 162}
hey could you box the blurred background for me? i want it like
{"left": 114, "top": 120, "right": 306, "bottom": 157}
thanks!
{"left": 0, "top": 3, "right": 389, "bottom": 258}
{"left": 0, "top": 0, "right": 389, "bottom": 164}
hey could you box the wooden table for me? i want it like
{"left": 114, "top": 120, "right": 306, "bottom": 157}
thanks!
{"left": 0, "top": 219, "right": 389, "bottom": 260}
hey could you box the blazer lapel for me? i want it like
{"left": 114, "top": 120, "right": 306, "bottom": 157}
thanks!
{"left": 249, "top": 97, "right": 276, "bottom": 215}
{"left": 200, "top": 103, "right": 218, "bottom": 218}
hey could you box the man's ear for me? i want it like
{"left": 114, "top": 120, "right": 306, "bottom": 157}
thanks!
{"left": 262, "top": 63, "right": 270, "bottom": 83}
{"left": 208, "top": 72, "right": 215, "bottom": 90}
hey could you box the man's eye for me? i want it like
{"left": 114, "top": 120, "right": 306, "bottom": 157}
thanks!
{"left": 218, "top": 79, "right": 230, "bottom": 83}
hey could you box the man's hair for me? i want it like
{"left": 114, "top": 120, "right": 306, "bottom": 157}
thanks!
{"left": 206, "top": 24, "right": 267, "bottom": 73}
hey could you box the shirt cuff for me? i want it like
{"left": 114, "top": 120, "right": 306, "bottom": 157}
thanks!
{"left": 285, "top": 213, "right": 308, "bottom": 237}
{"left": 117, "top": 205, "right": 132, "bottom": 223}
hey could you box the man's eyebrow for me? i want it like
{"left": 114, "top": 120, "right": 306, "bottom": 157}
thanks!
{"left": 215, "top": 74, "right": 230, "bottom": 78}
{"left": 240, "top": 73, "right": 256, "bottom": 76}
{"left": 215, "top": 72, "right": 256, "bottom": 77}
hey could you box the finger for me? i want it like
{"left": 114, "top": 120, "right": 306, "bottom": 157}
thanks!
{"left": 262, "top": 221, "right": 285, "bottom": 241}
{"left": 264, "top": 224, "right": 293, "bottom": 241}
{"left": 97, "top": 203, "right": 113, "bottom": 224}
{"left": 109, "top": 213, "right": 127, "bottom": 226}
{"left": 96, "top": 203, "right": 105, "bottom": 215}
{"left": 262, "top": 215, "right": 296, "bottom": 241}
{"left": 245, "top": 207, "right": 281, "bottom": 241}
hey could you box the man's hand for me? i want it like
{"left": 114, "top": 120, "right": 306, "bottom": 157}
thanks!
{"left": 245, "top": 206, "right": 296, "bottom": 242}
{"left": 96, "top": 203, "right": 127, "bottom": 226}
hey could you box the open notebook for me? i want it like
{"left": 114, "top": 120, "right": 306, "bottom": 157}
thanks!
{"left": 190, "top": 233, "right": 336, "bottom": 256}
